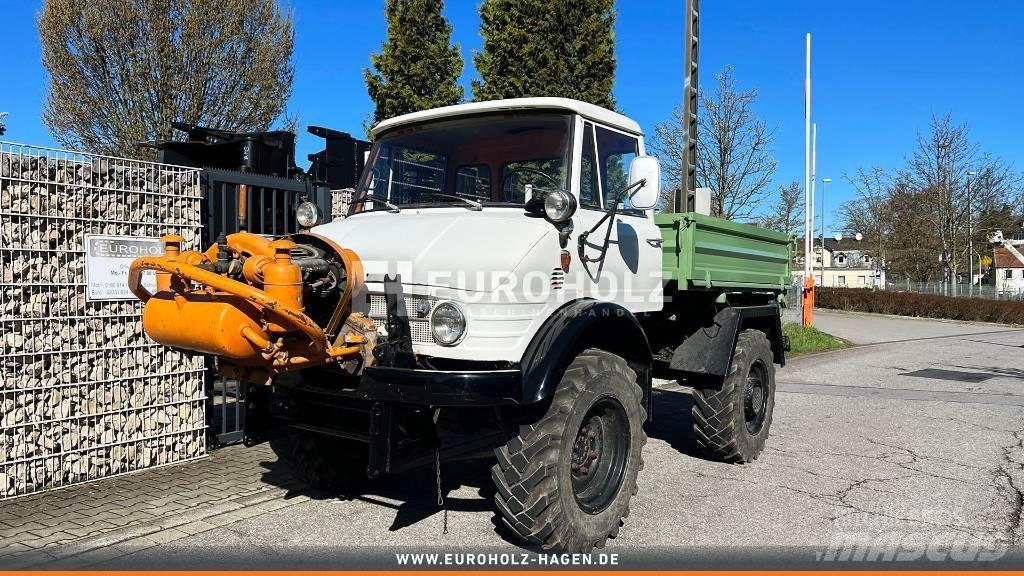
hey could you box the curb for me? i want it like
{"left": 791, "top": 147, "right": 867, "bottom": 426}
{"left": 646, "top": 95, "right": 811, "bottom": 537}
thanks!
{"left": 782, "top": 344, "right": 862, "bottom": 364}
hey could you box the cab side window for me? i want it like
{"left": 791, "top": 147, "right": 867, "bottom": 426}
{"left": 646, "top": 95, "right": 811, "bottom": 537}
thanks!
{"left": 579, "top": 123, "right": 601, "bottom": 209}
{"left": 595, "top": 126, "right": 639, "bottom": 210}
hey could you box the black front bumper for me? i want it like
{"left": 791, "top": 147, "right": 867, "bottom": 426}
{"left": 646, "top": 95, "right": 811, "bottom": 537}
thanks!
{"left": 357, "top": 366, "right": 523, "bottom": 406}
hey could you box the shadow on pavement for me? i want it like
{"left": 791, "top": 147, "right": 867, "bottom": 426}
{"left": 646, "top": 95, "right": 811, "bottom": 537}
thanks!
{"left": 952, "top": 365, "right": 1024, "bottom": 380}
{"left": 646, "top": 387, "right": 706, "bottom": 460}
{"left": 251, "top": 387, "right": 709, "bottom": 545}
{"left": 255, "top": 442, "right": 505, "bottom": 539}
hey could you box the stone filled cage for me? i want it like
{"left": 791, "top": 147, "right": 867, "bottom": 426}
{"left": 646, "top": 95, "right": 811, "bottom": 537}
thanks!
{"left": 331, "top": 187, "right": 353, "bottom": 221}
{"left": 0, "top": 142, "right": 207, "bottom": 499}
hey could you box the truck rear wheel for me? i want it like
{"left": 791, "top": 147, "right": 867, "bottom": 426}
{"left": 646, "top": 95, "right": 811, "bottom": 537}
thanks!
{"left": 691, "top": 329, "right": 775, "bottom": 463}
{"left": 270, "top": 430, "right": 369, "bottom": 494}
{"left": 492, "top": 349, "right": 647, "bottom": 552}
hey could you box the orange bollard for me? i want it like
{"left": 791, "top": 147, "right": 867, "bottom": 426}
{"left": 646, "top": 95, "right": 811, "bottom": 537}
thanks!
{"left": 801, "top": 275, "right": 815, "bottom": 326}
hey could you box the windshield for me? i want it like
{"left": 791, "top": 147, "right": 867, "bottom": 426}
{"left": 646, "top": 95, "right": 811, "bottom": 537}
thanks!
{"left": 351, "top": 113, "right": 572, "bottom": 214}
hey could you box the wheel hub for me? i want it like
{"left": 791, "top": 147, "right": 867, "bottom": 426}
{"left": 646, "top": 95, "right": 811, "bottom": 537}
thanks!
{"left": 570, "top": 397, "right": 629, "bottom": 514}
{"left": 743, "top": 361, "right": 769, "bottom": 435}
{"left": 571, "top": 420, "right": 601, "bottom": 475}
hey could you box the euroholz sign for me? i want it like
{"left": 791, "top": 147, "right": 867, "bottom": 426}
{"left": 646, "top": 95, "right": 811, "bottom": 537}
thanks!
{"left": 84, "top": 235, "right": 163, "bottom": 301}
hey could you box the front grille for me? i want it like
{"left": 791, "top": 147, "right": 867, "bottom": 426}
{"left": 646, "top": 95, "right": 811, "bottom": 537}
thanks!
{"left": 367, "top": 293, "right": 436, "bottom": 344}
{"left": 551, "top": 268, "right": 565, "bottom": 289}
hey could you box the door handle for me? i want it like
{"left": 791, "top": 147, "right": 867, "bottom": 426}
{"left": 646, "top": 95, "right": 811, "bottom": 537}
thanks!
{"left": 646, "top": 238, "right": 664, "bottom": 248}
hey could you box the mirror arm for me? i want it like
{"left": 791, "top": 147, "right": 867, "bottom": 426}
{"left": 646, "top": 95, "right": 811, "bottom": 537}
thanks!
{"left": 577, "top": 179, "right": 646, "bottom": 264}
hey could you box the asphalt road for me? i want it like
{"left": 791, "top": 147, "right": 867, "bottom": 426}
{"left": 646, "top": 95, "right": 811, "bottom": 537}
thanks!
{"left": 108, "top": 310, "right": 1024, "bottom": 569}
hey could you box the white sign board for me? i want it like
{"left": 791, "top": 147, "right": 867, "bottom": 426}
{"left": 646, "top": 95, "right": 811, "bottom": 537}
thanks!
{"left": 85, "top": 235, "right": 164, "bottom": 301}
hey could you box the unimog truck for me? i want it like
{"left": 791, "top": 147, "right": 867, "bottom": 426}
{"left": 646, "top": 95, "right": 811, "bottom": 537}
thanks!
{"left": 129, "top": 98, "right": 793, "bottom": 552}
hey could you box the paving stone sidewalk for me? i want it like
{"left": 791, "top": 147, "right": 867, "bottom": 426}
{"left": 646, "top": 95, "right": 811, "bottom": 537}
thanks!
{"left": 0, "top": 443, "right": 309, "bottom": 568}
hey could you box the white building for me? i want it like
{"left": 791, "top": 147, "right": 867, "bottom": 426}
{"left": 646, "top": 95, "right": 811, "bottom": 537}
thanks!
{"left": 794, "top": 238, "right": 885, "bottom": 288}
{"left": 994, "top": 246, "right": 1024, "bottom": 295}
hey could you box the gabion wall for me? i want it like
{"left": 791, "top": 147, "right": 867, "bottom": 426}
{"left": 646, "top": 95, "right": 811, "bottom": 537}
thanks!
{"left": 331, "top": 187, "right": 353, "bottom": 220}
{"left": 0, "top": 142, "right": 207, "bottom": 499}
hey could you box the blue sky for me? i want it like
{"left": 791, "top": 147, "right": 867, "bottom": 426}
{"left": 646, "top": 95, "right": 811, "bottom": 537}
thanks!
{"left": 2, "top": 1, "right": 1022, "bottom": 233}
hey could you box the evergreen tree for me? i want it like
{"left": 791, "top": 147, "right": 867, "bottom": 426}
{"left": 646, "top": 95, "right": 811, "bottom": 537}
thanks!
{"left": 472, "top": 0, "right": 616, "bottom": 109}
{"left": 365, "top": 0, "right": 464, "bottom": 125}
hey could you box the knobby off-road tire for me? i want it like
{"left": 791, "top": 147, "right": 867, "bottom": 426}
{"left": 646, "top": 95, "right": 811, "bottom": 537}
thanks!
{"left": 492, "top": 349, "right": 647, "bottom": 552}
{"left": 691, "top": 329, "right": 775, "bottom": 463}
{"left": 270, "top": 430, "right": 369, "bottom": 494}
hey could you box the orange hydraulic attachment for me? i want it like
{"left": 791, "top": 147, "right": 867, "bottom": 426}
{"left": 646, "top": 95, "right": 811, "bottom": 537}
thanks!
{"left": 128, "top": 232, "right": 372, "bottom": 377}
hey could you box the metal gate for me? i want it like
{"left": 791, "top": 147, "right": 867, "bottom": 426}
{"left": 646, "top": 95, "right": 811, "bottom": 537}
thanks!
{"left": 208, "top": 370, "right": 246, "bottom": 446}
{"left": 199, "top": 169, "right": 336, "bottom": 446}
{"left": 202, "top": 168, "right": 333, "bottom": 241}
{"left": 0, "top": 142, "right": 207, "bottom": 498}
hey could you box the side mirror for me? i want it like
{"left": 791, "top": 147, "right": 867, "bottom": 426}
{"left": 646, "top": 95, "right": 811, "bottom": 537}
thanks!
{"left": 628, "top": 156, "right": 660, "bottom": 210}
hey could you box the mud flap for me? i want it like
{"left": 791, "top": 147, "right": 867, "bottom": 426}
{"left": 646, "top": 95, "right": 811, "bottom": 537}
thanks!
{"left": 669, "top": 304, "right": 785, "bottom": 385}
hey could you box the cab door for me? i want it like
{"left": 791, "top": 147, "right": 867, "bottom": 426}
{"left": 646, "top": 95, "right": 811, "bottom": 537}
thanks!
{"left": 569, "top": 119, "right": 663, "bottom": 312}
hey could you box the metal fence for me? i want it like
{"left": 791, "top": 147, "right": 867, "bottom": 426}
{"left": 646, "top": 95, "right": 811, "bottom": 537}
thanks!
{"left": 0, "top": 142, "right": 207, "bottom": 499}
{"left": 202, "top": 168, "right": 328, "bottom": 241}
{"left": 883, "top": 279, "right": 1024, "bottom": 301}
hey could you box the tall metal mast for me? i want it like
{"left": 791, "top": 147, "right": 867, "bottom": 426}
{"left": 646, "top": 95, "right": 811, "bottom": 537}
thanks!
{"left": 675, "top": 0, "right": 700, "bottom": 212}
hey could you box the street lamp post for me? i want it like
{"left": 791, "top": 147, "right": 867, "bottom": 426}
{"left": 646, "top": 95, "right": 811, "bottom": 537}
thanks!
{"left": 821, "top": 177, "right": 831, "bottom": 286}
{"left": 967, "top": 170, "right": 977, "bottom": 292}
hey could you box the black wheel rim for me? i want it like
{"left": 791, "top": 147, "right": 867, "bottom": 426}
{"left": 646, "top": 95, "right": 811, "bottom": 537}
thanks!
{"left": 570, "top": 397, "right": 629, "bottom": 514}
{"left": 743, "top": 360, "right": 769, "bottom": 435}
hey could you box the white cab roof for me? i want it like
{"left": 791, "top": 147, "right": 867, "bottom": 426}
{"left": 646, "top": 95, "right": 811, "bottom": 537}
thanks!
{"left": 371, "top": 97, "right": 642, "bottom": 137}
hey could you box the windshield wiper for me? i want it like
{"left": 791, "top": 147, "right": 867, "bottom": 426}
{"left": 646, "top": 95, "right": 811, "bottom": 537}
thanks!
{"left": 350, "top": 194, "right": 401, "bottom": 213}
{"left": 419, "top": 193, "right": 483, "bottom": 211}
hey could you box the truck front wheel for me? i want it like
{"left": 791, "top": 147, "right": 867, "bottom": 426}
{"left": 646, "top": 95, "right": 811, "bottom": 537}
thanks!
{"left": 691, "top": 328, "right": 775, "bottom": 463}
{"left": 492, "top": 349, "right": 647, "bottom": 552}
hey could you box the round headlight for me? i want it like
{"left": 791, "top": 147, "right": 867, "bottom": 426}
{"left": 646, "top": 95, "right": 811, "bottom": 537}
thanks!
{"left": 430, "top": 302, "right": 466, "bottom": 346}
{"left": 543, "top": 190, "right": 577, "bottom": 222}
{"left": 296, "top": 201, "right": 320, "bottom": 229}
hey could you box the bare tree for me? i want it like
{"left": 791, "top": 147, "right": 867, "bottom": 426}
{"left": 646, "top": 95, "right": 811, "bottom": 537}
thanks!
{"left": 697, "top": 66, "right": 776, "bottom": 220}
{"left": 648, "top": 66, "right": 776, "bottom": 219}
{"left": 969, "top": 156, "right": 1022, "bottom": 232}
{"left": 902, "top": 114, "right": 1016, "bottom": 292}
{"left": 39, "top": 0, "right": 294, "bottom": 157}
{"left": 885, "top": 182, "right": 944, "bottom": 282}
{"left": 759, "top": 180, "right": 803, "bottom": 235}
{"left": 837, "top": 166, "right": 894, "bottom": 263}
{"left": 646, "top": 105, "right": 686, "bottom": 209}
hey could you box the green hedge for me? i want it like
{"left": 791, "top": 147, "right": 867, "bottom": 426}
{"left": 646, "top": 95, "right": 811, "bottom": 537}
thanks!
{"left": 816, "top": 287, "right": 1024, "bottom": 325}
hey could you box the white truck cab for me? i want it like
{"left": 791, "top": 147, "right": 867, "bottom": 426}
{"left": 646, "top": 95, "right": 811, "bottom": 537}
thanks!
{"left": 313, "top": 98, "right": 664, "bottom": 363}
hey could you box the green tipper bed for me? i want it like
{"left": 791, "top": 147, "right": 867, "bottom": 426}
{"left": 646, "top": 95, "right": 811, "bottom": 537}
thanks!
{"left": 655, "top": 212, "right": 794, "bottom": 292}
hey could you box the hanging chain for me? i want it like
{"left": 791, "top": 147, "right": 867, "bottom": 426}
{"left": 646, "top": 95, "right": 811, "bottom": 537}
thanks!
{"left": 435, "top": 446, "right": 448, "bottom": 535}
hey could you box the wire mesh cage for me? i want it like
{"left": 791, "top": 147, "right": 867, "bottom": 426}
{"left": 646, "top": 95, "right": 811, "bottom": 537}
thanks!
{"left": 0, "top": 142, "right": 207, "bottom": 499}
{"left": 331, "top": 187, "right": 353, "bottom": 221}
